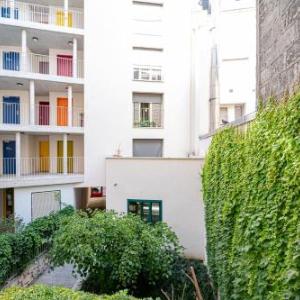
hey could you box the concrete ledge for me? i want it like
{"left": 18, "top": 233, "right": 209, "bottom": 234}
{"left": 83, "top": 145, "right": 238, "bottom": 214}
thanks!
{"left": 0, "top": 174, "right": 84, "bottom": 189}
{"left": 106, "top": 157, "right": 204, "bottom": 161}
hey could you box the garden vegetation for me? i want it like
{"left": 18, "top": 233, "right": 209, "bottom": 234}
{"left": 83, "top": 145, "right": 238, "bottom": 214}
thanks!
{"left": 50, "top": 210, "right": 215, "bottom": 299}
{"left": 0, "top": 285, "right": 137, "bottom": 300}
{"left": 202, "top": 92, "right": 300, "bottom": 299}
{"left": 0, "top": 206, "right": 74, "bottom": 286}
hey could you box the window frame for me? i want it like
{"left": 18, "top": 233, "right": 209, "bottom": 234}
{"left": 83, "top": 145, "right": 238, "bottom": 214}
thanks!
{"left": 127, "top": 199, "right": 162, "bottom": 223}
{"left": 31, "top": 190, "right": 61, "bottom": 221}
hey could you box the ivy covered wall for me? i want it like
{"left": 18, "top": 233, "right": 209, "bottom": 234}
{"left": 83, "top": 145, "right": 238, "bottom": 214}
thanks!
{"left": 202, "top": 92, "right": 300, "bottom": 299}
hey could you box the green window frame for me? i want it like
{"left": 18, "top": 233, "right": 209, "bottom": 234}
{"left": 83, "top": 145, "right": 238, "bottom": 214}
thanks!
{"left": 127, "top": 199, "right": 162, "bottom": 224}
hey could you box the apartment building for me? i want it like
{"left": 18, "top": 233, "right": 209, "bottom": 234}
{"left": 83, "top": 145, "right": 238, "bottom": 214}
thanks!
{"left": 0, "top": 0, "right": 84, "bottom": 223}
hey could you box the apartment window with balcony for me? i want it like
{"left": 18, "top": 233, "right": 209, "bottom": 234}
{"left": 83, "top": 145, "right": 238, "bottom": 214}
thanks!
{"left": 128, "top": 199, "right": 162, "bottom": 224}
{"left": 133, "top": 93, "right": 163, "bottom": 128}
{"left": 133, "top": 139, "right": 163, "bottom": 157}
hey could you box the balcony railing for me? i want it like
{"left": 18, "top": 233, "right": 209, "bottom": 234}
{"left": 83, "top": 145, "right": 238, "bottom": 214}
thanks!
{"left": 133, "top": 65, "right": 162, "bottom": 82}
{"left": 0, "top": 51, "right": 84, "bottom": 79}
{"left": 0, "top": 101, "right": 84, "bottom": 128}
{"left": 0, "top": 157, "right": 84, "bottom": 179}
{"left": 0, "top": 0, "right": 84, "bottom": 29}
{"left": 133, "top": 104, "right": 163, "bottom": 128}
{"left": 0, "top": 101, "right": 27, "bottom": 125}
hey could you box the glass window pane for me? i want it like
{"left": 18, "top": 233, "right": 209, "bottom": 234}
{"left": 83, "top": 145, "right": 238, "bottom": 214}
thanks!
{"left": 142, "top": 203, "right": 150, "bottom": 222}
{"left": 151, "top": 203, "right": 161, "bottom": 223}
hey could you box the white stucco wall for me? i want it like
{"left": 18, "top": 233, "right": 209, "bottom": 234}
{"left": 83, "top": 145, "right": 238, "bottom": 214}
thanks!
{"left": 106, "top": 157, "right": 206, "bottom": 260}
{"left": 14, "top": 183, "right": 76, "bottom": 224}
{"left": 84, "top": 0, "right": 196, "bottom": 186}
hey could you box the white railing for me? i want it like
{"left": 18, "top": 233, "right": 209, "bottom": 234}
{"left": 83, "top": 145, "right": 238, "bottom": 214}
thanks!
{"left": 0, "top": 101, "right": 27, "bottom": 125}
{"left": 0, "top": 51, "right": 84, "bottom": 79}
{"left": 133, "top": 65, "right": 162, "bottom": 82}
{"left": 133, "top": 104, "right": 163, "bottom": 128}
{"left": 35, "top": 104, "right": 84, "bottom": 128}
{"left": 73, "top": 107, "right": 84, "bottom": 127}
{"left": 0, "top": 157, "right": 84, "bottom": 178}
{"left": 29, "top": 53, "right": 50, "bottom": 74}
{"left": 0, "top": 0, "right": 84, "bottom": 29}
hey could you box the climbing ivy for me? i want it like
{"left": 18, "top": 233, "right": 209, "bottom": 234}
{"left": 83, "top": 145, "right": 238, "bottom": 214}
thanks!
{"left": 202, "top": 92, "right": 300, "bottom": 299}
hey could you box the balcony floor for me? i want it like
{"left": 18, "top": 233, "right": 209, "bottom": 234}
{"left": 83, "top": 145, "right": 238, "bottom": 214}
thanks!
{"left": 0, "top": 172, "right": 84, "bottom": 188}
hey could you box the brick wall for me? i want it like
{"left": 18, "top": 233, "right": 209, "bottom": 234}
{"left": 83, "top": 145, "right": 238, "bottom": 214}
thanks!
{"left": 257, "top": 0, "right": 300, "bottom": 100}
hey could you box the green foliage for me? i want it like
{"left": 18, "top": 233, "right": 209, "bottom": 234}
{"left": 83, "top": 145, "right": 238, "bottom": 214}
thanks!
{"left": 50, "top": 210, "right": 182, "bottom": 297}
{"left": 0, "top": 206, "right": 74, "bottom": 286}
{"left": 163, "top": 258, "right": 216, "bottom": 300}
{"left": 202, "top": 92, "right": 300, "bottom": 299}
{"left": 0, "top": 285, "right": 137, "bottom": 300}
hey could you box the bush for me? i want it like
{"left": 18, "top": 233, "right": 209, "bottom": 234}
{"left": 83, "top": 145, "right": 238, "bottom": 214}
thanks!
{"left": 0, "top": 285, "right": 138, "bottom": 300}
{"left": 50, "top": 210, "right": 182, "bottom": 297}
{"left": 0, "top": 206, "right": 74, "bottom": 286}
{"left": 163, "top": 258, "right": 216, "bottom": 300}
{"left": 202, "top": 92, "right": 300, "bottom": 299}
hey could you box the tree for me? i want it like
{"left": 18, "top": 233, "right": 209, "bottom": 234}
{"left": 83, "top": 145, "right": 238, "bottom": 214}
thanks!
{"left": 50, "top": 211, "right": 182, "bottom": 296}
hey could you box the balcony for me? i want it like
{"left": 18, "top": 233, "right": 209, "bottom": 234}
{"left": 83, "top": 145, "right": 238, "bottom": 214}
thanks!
{"left": 0, "top": 131, "right": 84, "bottom": 188}
{"left": 0, "top": 156, "right": 84, "bottom": 187}
{"left": 0, "top": 50, "right": 84, "bottom": 79}
{"left": 133, "top": 102, "right": 163, "bottom": 128}
{"left": 133, "top": 65, "right": 162, "bottom": 82}
{"left": 0, "top": 0, "right": 84, "bottom": 29}
{"left": 0, "top": 101, "right": 84, "bottom": 128}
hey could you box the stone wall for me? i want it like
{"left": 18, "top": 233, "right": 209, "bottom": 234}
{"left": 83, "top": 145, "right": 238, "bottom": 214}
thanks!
{"left": 257, "top": 0, "right": 300, "bottom": 100}
{"left": 3, "top": 254, "right": 50, "bottom": 288}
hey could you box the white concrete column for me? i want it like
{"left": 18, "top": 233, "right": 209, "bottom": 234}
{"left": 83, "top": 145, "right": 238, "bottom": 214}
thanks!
{"left": 72, "top": 38, "right": 78, "bottom": 78}
{"left": 64, "top": 0, "right": 69, "bottom": 27}
{"left": 21, "top": 29, "right": 27, "bottom": 72}
{"left": 29, "top": 80, "right": 35, "bottom": 125}
{"left": 63, "top": 134, "right": 68, "bottom": 175}
{"left": 10, "top": 0, "right": 15, "bottom": 19}
{"left": 15, "top": 132, "right": 21, "bottom": 177}
{"left": 68, "top": 86, "right": 73, "bottom": 127}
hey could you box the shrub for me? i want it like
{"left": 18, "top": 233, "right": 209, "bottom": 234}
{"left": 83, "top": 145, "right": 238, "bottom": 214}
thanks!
{"left": 0, "top": 285, "right": 137, "bottom": 300}
{"left": 50, "top": 210, "right": 182, "bottom": 297}
{"left": 202, "top": 92, "right": 300, "bottom": 299}
{"left": 0, "top": 206, "right": 74, "bottom": 286}
{"left": 163, "top": 258, "right": 216, "bottom": 300}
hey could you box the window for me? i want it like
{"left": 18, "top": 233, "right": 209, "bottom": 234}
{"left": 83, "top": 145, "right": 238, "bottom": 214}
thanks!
{"left": 220, "top": 107, "right": 228, "bottom": 124}
{"left": 133, "top": 139, "right": 163, "bottom": 157}
{"left": 234, "top": 104, "right": 244, "bottom": 120}
{"left": 31, "top": 191, "right": 61, "bottom": 220}
{"left": 133, "top": 66, "right": 162, "bottom": 81}
{"left": 128, "top": 199, "right": 162, "bottom": 223}
{"left": 133, "top": 93, "right": 163, "bottom": 128}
